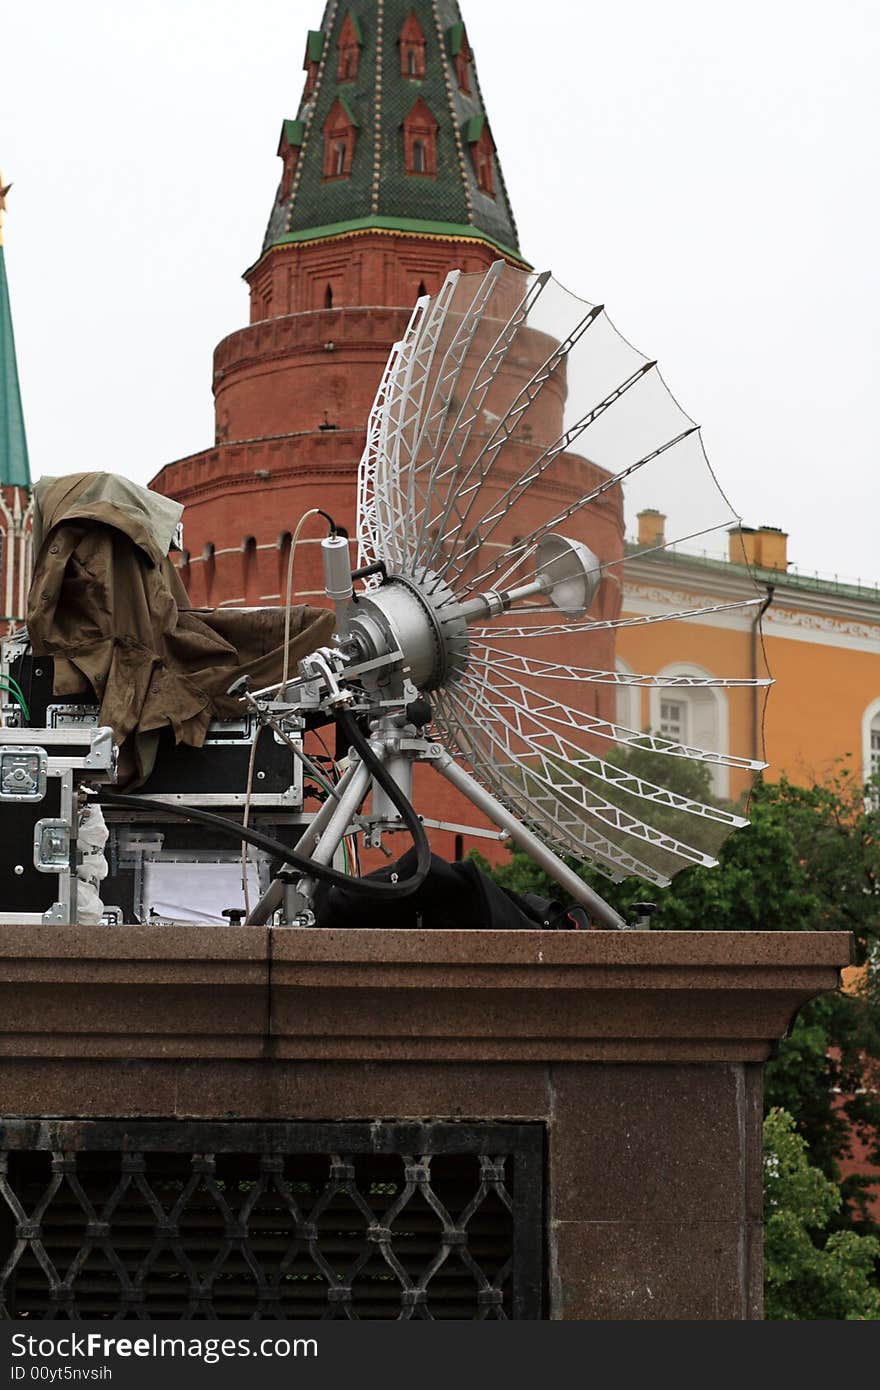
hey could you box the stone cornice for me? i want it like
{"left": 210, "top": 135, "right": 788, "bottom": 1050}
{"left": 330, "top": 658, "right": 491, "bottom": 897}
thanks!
{"left": 213, "top": 306, "right": 415, "bottom": 382}
{"left": 625, "top": 554, "right": 880, "bottom": 628}
{"left": 150, "top": 431, "right": 365, "bottom": 502}
{"left": 0, "top": 926, "right": 851, "bottom": 1066}
{"left": 248, "top": 223, "right": 530, "bottom": 284}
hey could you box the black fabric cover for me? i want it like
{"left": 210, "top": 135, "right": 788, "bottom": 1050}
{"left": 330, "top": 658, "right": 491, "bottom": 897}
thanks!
{"left": 312, "top": 849, "right": 586, "bottom": 930}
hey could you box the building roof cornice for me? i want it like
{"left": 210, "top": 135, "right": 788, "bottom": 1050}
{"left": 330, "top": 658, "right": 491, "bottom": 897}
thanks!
{"left": 624, "top": 550, "right": 880, "bottom": 628}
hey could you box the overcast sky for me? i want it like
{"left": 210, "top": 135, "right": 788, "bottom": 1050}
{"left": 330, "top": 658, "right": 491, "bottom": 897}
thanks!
{"left": 3, "top": 0, "right": 878, "bottom": 585}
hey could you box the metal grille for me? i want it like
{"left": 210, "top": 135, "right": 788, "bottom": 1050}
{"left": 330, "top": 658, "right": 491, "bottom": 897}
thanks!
{"left": 0, "top": 1121, "right": 544, "bottom": 1320}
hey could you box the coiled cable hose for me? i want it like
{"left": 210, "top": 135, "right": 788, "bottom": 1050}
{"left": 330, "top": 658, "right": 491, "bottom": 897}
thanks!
{"left": 88, "top": 709, "right": 431, "bottom": 901}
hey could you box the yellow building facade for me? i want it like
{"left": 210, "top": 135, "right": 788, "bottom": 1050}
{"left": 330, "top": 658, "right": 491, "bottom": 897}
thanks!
{"left": 617, "top": 516, "right": 880, "bottom": 802}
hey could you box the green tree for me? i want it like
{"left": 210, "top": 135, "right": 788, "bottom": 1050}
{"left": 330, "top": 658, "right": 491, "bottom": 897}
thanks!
{"left": 763, "top": 1108, "right": 880, "bottom": 1319}
{"left": 477, "top": 756, "right": 880, "bottom": 1226}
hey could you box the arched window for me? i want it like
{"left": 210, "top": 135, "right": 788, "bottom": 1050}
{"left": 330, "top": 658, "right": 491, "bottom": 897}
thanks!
{"left": 303, "top": 29, "right": 324, "bottom": 98}
{"left": 861, "top": 698, "right": 880, "bottom": 806}
{"left": 615, "top": 658, "right": 642, "bottom": 734}
{"left": 178, "top": 549, "right": 192, "bottom": 594}
{"left": 277, "top": 120, "right": 303, "bottom": 201}
{"left": 242, "top": 537, "right": 259, "bottom": 605}
{"left": 324, "top": 284, "right": 334, "bottom": 309}
{"left": 278, "top": 532, "right": 293, "bottom": 601}
{"left": 659, "top": 697, "right": 687, "bottom": 743}
{"left": 337, "top": 10, "right": 362, "bottom": 81}
{"left": 400, "top": 9, "right": 427, "bottom": 78}
{"left": 872, "top": 721, "right": 880, "bottom": 807}
{"left": 465, "top": 117, "right": 497, "bottom": 197}
{"left": 322, "top": 97, "right": 358, "bottom": 180}
{"left": 203, "top": 543, "right": 216, "bottom": 606}
{"left": 451, "top": 27, "right": 472, "bottom": 93}
{"left": 475, "top": 143, "right": 494, "bottom": 195}
{"left": 417, "top": 280, "right": 428, "bottom": 297}
{"left": 403, "top": 98, "right": 438, "bottom": 176}
{"left": 649, "top": 662, "right": 730, "bottom": 798}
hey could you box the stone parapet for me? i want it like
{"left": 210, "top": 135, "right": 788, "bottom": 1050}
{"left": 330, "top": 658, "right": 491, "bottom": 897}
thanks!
{"left": 0, "top": 926, "right": 852, "bottom": 1319}
{"left": 213, "top": 307, "right": 414, "bottom": 383}
{"left": 0, "top": 927, "right": 850, "bottom": 1068}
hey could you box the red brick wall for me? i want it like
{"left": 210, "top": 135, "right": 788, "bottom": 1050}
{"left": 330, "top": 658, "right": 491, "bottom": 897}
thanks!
{"left": 150, "top": 231, "right": 624, "bottom": 869}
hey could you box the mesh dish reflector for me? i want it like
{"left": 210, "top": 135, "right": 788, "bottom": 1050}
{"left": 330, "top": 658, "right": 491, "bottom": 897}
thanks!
{"left": 356, "top": 262, "right": 771, "bottom": 887}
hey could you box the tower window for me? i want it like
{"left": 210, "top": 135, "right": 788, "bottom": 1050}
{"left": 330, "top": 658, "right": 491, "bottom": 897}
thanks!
{"left": 322, "top": 96, "right": 358, "bottom": 180}
{"left": 324, "top": 284, "right": 334, "bottom": 309}
{"left": 203, "top": 543, "right": 216, "bottom": 605}
{"left": 475, "top": 141, "right": 495, "bottom": 194}
{"left": 303, "top": 29, "right": 324, "bottom": 98}
{"left": 277, "top": 120, "right": 304, "bottom": 201}
{"left": 476, "top": 150, "right": 494, "bottom": 194}
{"left": 456, "top": 47, "right": 471, "bottom": 93}
{"left": 242, "top": 537, "right": 259, "bottom": 605}
{"left": 448, "top": 23, "right": 472, "bottom": 93}
{"left": 403, "top": 98, "right": 438, "bottom": 177}
{"left": 467, "top": 120, "right": 497, "bottom": 197}
{"left": 280, "top": 152, "right": 297, "bottom": 200}
{"left": 400, "top": 9, "right": 427, "bottom": 78}
{"left": 337, "top": 10, "right": 362, "bottom": 81}
{"left": 402, "top": 41, "right": 426, "bottom": 77}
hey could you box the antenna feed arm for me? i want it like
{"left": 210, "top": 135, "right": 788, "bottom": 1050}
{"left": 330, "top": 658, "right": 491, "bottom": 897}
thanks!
{"left": 452, "top": 534, "right": 602, "bottom": 627}
{"left": 455, "top": 577, "right": 550, "bottom": 625}
{"left": 455, "top": 589, "right": 510, "bottom": 624}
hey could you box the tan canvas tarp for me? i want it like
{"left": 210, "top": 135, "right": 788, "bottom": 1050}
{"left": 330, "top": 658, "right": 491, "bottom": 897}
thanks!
{"left": 27, "top": 473, "right": 335, "bottom": 784}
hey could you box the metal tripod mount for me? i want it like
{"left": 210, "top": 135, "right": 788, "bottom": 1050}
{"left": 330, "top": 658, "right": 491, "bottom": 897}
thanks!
{"left": 243, "top": 533, "right": 628, "bottom": 930}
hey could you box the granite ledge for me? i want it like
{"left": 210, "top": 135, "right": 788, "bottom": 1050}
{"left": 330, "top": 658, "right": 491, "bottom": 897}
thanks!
{"left": 0, "top": 927, "right": 852, "bottom": 1066}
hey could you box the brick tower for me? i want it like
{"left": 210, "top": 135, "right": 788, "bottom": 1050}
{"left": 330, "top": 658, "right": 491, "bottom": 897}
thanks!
{"left": 150, "top": 0, "right": 528, "bottom": 609}
{"left": 0, "top": 178, "right": 33, "bottom": 637}
{"left": 150, "top": 2, "right": 622, "bottom": 861}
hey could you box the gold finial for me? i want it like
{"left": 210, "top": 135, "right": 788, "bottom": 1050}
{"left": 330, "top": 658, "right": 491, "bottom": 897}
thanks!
{"left": 0, "top": 175, "right": 11, "bottom": 246}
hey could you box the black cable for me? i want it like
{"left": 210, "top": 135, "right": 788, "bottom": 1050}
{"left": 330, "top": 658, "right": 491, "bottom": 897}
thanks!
{"left": 335, "top": 707, "right": 431, "bottom": 880}
{"left": 87, "top": 710, "right": 431, "bottom": 901}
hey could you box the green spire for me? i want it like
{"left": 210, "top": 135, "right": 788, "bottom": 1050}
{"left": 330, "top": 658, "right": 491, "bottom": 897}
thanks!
{"left": 262, "top": 0, "right": 523, "bottom": 263}
{"left": 0, "top": 219, "right": 31, "bottom": 490}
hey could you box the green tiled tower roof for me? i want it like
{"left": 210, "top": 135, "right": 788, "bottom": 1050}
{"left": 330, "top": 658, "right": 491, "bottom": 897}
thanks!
{"left": 0, "top": 233, "right": 30, "bottom": 490}
{"left": 262, "top": 0, "right": 523, "bottom": 262}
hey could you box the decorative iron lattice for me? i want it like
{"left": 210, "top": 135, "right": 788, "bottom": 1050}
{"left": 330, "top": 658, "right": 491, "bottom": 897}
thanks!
{"left": 0, "top": 1121, "right": 544, "bottom": 1320}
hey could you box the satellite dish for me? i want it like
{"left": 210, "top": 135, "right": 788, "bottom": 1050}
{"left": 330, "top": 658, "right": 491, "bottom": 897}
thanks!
{"left": 201, "top": 258, "right": 773, "bottom": 930}
{"left": 67, "top": 267, "right": 773, "bottom": 931}
{"left": 351, "top": 260, "right": 772, "bottom": 893}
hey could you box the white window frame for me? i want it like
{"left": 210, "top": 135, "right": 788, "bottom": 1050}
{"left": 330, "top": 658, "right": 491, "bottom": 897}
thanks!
{"left": 648, "top": 662, "right": 730, "bottom": 799}
{"left": 659, "top": 697, "right": 688, "bottom": 743}
{"left": 861, "top": 697, "right": 880, "bottom": 805}
{"left": 615, "top": 658, "right": 642, "bottom": 734}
